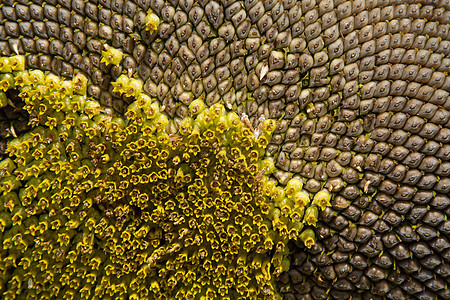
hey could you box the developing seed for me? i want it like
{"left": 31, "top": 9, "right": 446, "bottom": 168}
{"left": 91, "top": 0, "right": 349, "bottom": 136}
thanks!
{"left": 205, "top": 1, "right": 224, "bottom": 29}
{"left": 360, "top": 56, "right": 375, "bottom": 71}
{"left": 304, "top": 22, "right": 321, "bottom": 41}
{"left": 270, "top": 2, "right": 284, "bottom": 23}
{"left": 421, "top": 140, "right": 441, "bottom": 155}
{"left": 418, "top": 123, "right": 440, "bottom": 139}
{"left": 187, "top": 5, "right": 203, "bottom": 26}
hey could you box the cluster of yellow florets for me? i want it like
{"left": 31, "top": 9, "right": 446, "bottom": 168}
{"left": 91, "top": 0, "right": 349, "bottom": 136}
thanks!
{"left": 0, "top": 55, "right": 330, "bottom": 299}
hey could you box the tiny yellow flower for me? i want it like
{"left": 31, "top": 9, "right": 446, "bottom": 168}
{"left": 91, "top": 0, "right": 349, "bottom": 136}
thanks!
{"left": 145, "top": 13, "right": 160, "bottom": 34}
{"left": 101, "top": 45, "right": 123, "bottom": 66}
{"left": 312, "top": 189, "right": 332, "bottom": 210}
{"left": 299, "top": 229, "right": 316, "bottom": 249}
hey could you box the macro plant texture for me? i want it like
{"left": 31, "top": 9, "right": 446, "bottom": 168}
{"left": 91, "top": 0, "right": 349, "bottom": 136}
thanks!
{"left": 1, "top": 58, "right": 327, "bottom": 299}
{"left": 0, "top": 0, "right": 450, "bottom": 300}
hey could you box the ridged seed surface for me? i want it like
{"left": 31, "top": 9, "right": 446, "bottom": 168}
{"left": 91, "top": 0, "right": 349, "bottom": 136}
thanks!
{"left": 0, "top": 0, "right": 449, "bottom": 299}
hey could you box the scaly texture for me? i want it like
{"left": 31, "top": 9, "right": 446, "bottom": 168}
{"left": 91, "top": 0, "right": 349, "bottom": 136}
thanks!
{"left": 0, "top": 57, "right": 331, "bottom": 299}
{"left": 0, "top": 0, "right": 449, "bottom": 299}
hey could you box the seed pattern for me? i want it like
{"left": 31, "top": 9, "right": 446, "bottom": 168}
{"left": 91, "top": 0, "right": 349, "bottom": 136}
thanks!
{"left": 0, "top": 0, "right": 449, "bottom": 299}
{"left": 0, "top": 55, "right": 335, "bottom": 299}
